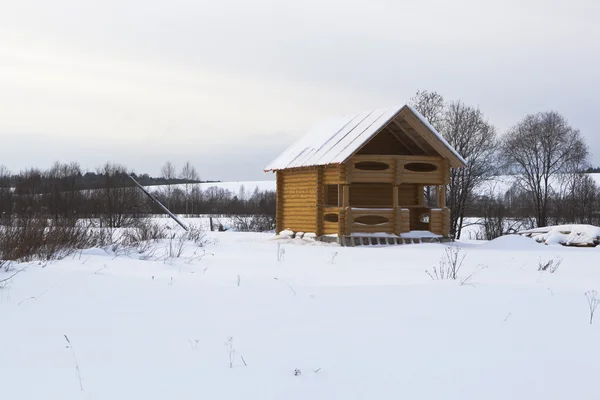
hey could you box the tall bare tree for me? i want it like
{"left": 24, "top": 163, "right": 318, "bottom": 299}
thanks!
{"left": 410, "top": 90, "right": 445, "bottom": 131}
{"left": 501, "top": 111, "right": 588, "bottom": 227}
{"left": 410, "top": 90, "right": 446, "bottom": 205}
{"left": 443, "top": 101, "right": 498, "bottom": 238}
{"left": 160, "top": 161, "right": 176, "bottom": 209}
{"left": 180, "top": 161, "right": 199, "bottom": 215}
{"left": 0, "top": 166, "right": 12, "bottom": 221}
{"left": 95, "top": 163, "right": 142, "bottom": 228}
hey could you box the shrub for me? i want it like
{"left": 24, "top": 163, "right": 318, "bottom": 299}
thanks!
{"left": 230, "top": 214, "right": 275, "bottom": 232}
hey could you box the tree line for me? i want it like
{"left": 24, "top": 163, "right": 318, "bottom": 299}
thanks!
{"left": 410, "top": 90, "right": 598, "bottom": 239}
{"left": 0, "top": 161, "right": 275, "bottom": 229}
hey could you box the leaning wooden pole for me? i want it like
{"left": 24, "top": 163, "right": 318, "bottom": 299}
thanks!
{"left": 128, "top": 175, "right": 189, "bottom": 231}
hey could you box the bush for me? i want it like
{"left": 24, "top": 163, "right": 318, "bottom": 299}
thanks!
{"left": 0, "top": 216, "right": 97, "bottom": 262}
{"left": 230, "top": 214, "right": 275, "bottom": 232}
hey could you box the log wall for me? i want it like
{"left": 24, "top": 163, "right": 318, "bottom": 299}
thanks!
{"left": 279, "top": 168, "right": 318, "bottom": 233}
{"left": 276, "top": 157, "right": 452, "bottom": 238}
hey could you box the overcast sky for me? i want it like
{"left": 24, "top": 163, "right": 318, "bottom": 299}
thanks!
{"left": 1, "top": 0, "right": 599, "bottom": 181}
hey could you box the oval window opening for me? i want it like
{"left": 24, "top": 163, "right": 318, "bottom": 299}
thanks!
{"left": 355, "top": 161, "right": 389, "bottom": 171}
{"left": 405, "top": 162, "right": 438, "bottom": 172}
{"left": 419, "top": 213, "right": 430, "bottom": 223}
{"left": 354, "top": 215, "right": 389, "bottom": 225}
{"left": 324, "top": 213, "right": 339, "bottom": 223}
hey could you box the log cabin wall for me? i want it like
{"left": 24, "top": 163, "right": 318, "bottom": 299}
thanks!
{"left": 278, "top": 168, "right": 318, "bottom": 233}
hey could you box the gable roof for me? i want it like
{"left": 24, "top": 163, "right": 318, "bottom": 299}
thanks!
{"left": 264, "top": 104, "right": 467, "bottom": 171}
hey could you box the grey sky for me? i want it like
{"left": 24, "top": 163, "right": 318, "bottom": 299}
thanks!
{"left": 1, "top": 0, "right": 599, "bottom": 181}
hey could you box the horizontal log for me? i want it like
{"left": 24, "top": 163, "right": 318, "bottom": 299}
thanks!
{"left": 281, "top": 182, "right": 318, "bottom": 187}
{"left": 283, "top": 194, "right": 317, "bottom": 199}
{"left": 283, "top": 200, "right": 317, "bottom": 206}
{"left": 282, "top": 212, "right": 316, "bottom": 217}
{"left": 282, "top": 174, "right": 318, "bottom": 180}
{"left": 282, "top": 210, "right": 317, "bottom": 218}
{"left": 351, "top": 226, "right": 394, "bottom": 233}
{"left": 282, "top": 169, "right": 318, "bottom": 175}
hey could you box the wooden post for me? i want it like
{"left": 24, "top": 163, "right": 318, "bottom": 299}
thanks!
{"left": 316, "top": 167, "right": 323, "bottom": 236}
{"left": 396, "top": 159, "right": 404, "bottom": 185}
{"left": 417, "top": 185, "right": 425, "bottom": 206}
{"left": 346, "top": 207, "right": 352, "bottom": 236}
{"left": 439, "top": 185, "right": 446, "bottom": 208}
{"left": 275, "top": 171, "right": 283, "bottom": 234}
{"left": 342, "top": 184, "right": 350, "bottom": 235}
{"left": 338, "top": 208, "right": 345, "bottom": 238}
{"left": 342, "top": 184, "right": 350, "bottom": 208}
{"left": 393, "top": 185, "right": 399, "bottom": 235}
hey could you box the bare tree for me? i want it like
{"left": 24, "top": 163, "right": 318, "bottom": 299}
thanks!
{"left": 0, "top": 166, "right": 12, "bottom": 222}
{"left": 501, "top": 111, "right": 588, "bottom": 227}
{"left": 552, "top": 173, "right": 600, "bottom": 225}
{"left": 410, "top": 90, "right": 446, "bottom": 205}
{"left": 180, "top": 161, "right": 199, "bottom": 216}
{"left": 442, "top": 101, "right": 498, "bottom": 238}
{"left": 95, "top": 163, "right": 142, "bottom": 228}
{"left": 410, "top": 90, "right": 445, "bottom": 131}
{"left": 160, "top": 161, "right": 177, "bottom": 209}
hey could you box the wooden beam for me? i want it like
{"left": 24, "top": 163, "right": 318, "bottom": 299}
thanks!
{"left": 276, "top": 171, "right": 283, "bottom": 233}
{"left": 385, "top": 125, "right": 420, "bottom": 154}
{"left": 393, "top": 120, "right": 432, "bottom": 156}
{"left": 439, "top": 185, "right": 446, "bottom": 208}
{"left": 400, "top": 109, "right": 466, "bottom": 168}
{"left": 316, "top": 167, "right": 323, "bottom": 236}
{"left": 396, "top": 120, "right": 436, "bottom": 155}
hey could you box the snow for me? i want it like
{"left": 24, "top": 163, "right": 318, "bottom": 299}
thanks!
{"left": 264, "top": 105, "right": 465, "bottom": 171}
{"left": 519, "top": 224, "right": 600, "bottom": 247}
{"left": 3, "top": 228, "right": 600, "bottom": 399}
{"left": 148, "top": 180, "right": 276, "bottom": 195}
{"left": 350, "top": 232, "right": 399, "bottom": 238}
{"left": 477, "top": 234, "right": 543, "bottom": 251}
{"left": 350, "top": 207, "right": 394, "bottom": 211}
{"left": 265, "top": 107, "right": 398, "bottom": 171}
{"left": 279, "top": 229, "right": 295, "bottom": 238}
{"left": 401, "top": 230, "right": 442, "bottom": 239}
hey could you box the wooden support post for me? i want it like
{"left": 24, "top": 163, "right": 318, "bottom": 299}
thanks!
{"left": 439, "top": 185, "right": 446, "bottom": 208}
{"left": 315, "top": 167, "right": 323, "bottom": 237}
{"left": 342, "top": 184, "right": 350, "bottom": 235}
{"left": 396, "top": 159, "right": 404, "bottom": 185}
{"left": 275, "top": 171, "right": 283, "bottom": 234}
{"left": 392, "top": 185, "right": 399, "bottom": 234}
{"left": 417, "top": 185, "right": 425, "bottom": 206}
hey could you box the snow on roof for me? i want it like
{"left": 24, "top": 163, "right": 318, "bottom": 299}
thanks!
{"left": 406, "top": 105, "right": 467, "bottom": 166}
{"left": 265, "top": 105, "right": 466, "bottom": 171}
{"left": 265, "top": 107, "right": 400, "bottom": 171}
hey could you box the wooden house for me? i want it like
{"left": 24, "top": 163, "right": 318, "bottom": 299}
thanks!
{"left": 264, "top": 105, "right": 466, "bottom": 245}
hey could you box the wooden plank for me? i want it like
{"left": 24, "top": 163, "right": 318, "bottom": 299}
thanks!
{"left": 316, "top": 167, "right": 323, "bottom": 236}
{"left": 388, "top": 125, "right": 420, "bottom": 155}
{"left": 394, "top": 120, "right": 433, "bottom": 156}
{"left": 400, "top": 110, "right": 465, "bottom": 168}
{"left": 417, "top": 185, "right": 425, "bottom": 206}
{"left": 342, "top": 185, "right": 349, "bottom": 208}
{"left": 276, "top": 171, "right": 283, "bottom": 233}
{"left": 338, "top": 208, "right": 345, "bottom": 237}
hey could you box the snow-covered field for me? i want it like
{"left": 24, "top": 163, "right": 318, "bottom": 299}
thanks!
{"left": 2, "top": 229, "right": 600, "bottom": 399}
{"left": 145, "top": 172, "right": 600, "bottom": 199}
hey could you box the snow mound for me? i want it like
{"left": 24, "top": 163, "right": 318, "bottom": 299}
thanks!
{"left": 519, "top": 225, "right": 600, "bottom": 247}
{"left": 479, "top": 234, "right": 542, "bottom": 250}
